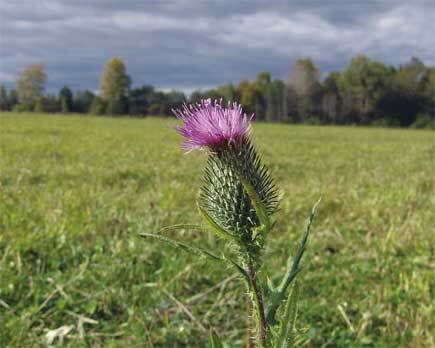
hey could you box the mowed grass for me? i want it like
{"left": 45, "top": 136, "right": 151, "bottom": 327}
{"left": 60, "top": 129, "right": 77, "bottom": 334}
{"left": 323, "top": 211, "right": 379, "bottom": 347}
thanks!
{"left": 0, "top": 113, "right": 434, "bottom": 348}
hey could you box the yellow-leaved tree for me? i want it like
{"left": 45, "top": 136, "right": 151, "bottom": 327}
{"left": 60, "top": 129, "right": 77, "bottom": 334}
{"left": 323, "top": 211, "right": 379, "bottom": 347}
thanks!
{"left": 98, "top": 57, "right": 131, "bottom": 115}
{"left": 16, "top": 63, "right": 47, "bottom": 106}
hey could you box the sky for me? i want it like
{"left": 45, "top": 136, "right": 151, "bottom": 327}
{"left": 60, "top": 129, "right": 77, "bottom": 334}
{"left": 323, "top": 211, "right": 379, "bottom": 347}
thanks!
{"left": 1, "top": 0, "right": 435, "bottom": 94}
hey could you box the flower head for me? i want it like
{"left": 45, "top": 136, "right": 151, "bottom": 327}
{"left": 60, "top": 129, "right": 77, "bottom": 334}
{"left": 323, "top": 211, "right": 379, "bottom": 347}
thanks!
{"left": 173, "top": 99, "right": 252, "bottom": 151}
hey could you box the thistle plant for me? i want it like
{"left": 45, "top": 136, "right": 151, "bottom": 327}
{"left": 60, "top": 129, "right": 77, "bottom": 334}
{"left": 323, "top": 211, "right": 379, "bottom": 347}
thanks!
{"left": 141, "top": 99, "right": 319, "bottom": 347}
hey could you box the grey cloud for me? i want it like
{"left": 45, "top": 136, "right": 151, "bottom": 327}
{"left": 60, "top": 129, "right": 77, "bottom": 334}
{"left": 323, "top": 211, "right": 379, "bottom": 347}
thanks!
{"left": 1, "top": 0, "right": 434, "bottom": 93}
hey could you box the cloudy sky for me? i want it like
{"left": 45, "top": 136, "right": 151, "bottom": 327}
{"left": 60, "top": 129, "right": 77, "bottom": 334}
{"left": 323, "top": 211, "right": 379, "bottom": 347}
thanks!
{"left": 1, "top": 0, "right": 434, "bottom": 93}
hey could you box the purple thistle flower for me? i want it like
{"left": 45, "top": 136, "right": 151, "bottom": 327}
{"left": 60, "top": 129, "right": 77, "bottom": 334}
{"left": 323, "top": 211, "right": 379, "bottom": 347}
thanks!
{"left": 173, "top": 99, "right": 253, "bottom": 151}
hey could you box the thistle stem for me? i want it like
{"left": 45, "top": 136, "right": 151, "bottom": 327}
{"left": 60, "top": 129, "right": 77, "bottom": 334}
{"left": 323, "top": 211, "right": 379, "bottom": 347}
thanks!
{"left": 247, "top": 259, "right": 267, "bottom": 347}
{"left": 246, "top": 298, "right": 255, "bottom": 348}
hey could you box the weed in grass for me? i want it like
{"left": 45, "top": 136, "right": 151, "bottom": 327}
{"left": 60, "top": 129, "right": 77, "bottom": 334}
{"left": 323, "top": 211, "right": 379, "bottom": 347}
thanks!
{"left": 0, "top": 113, "right": 433, "bottom": 347}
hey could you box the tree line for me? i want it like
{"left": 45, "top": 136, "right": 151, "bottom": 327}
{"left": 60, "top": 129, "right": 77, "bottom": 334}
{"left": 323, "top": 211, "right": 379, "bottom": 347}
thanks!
{"left": 1, "top": 56, "right": 434, "bottom": 128}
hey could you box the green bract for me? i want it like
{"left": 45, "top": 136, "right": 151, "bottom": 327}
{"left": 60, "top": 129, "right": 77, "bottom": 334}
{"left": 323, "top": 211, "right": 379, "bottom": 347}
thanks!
{"left": 199, "top": 139, "right": 278, "bottom": 259}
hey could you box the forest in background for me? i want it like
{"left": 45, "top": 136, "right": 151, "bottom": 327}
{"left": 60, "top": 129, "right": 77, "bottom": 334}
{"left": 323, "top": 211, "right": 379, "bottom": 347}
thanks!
{"left": 1, "top": 55, "right": 434, "bottom": 128}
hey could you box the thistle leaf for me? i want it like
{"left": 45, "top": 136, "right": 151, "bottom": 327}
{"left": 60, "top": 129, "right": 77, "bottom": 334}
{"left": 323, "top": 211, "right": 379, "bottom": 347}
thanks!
{"left": 266, "top": 199, "right": 320, "bottom": 325}
{"left": 139, "top": 232, "right": 222, "bottom": 262}
{"left": 240, "top": 176, "right": 271, "bottom": 233}
{"left": 159, "top": 224, "right": 204, "bottom": 233}
{"left": 209, "top": 329, "right": 224, "bottom": 348}
{"left": 223, "top": 256, "right": 250, "bottom": 285}
{"left": 277, "top": 283, "right": 300, "bottom": 348}
{"left": 266, "top": 276, "right": 276, "bottom": 294}
{"left": 139, "top": 232, "right": 249, "bottom": 283}
{"left": 198, "top": 205, "right": 236, "bottom": 242}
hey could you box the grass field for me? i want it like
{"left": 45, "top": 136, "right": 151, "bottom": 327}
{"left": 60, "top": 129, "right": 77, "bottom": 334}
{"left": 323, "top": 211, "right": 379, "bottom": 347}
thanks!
{"left": 0, "top": 113, "right": 434, "bottom": 347}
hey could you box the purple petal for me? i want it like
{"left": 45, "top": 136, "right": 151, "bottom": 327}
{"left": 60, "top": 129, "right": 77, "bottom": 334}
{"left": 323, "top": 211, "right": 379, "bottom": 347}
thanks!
{"left": 172, "top": 99, "right": 252, "bottom": 151}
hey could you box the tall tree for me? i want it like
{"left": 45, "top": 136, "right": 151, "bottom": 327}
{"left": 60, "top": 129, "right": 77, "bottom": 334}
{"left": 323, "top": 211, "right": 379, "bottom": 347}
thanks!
{"left": 90, "top": 97, "right": 107, "bottom": 115}
{"left": 128, "top": 85, "right": 154, "bottom": 116}
{"left": 421, "top": 67, "right": 435, "bottom": 120}
{"left": 288, "top": 58, "right": 321, "bottom": 121}
{"left": 59, "top": 86, "right": 73, "bottom": 113}
{"left": 285, "top": 85, "right": 298, "bottom": 123}
{"left": 216, "top": 83, "right": 236, "bottom": 104}
{"left": 106, "top": 96, "right": 129, "bottom": 115}
{"left": 338, "top": 55, "right": 392, "bottom": 124}
{"left": 34, "top": 94, "right": 60, "bottom": 113}
{"left": 266, "top": 80, "right": 286, "bottom": 122}
{"left": 164, "top": 90, "right": 186, "bottom": 114}
{"left": 322, "top": 72, "right": 341, "bottom": 124}
{"left": 73, "top": 90, "right": 95, "bottom": 113}
{"left": 382, "top": 57, "right": 428, "bottom": 125}
{"left": 16, "top": 63, "right": 47, "bottom": 106}
{"left": 99, "top": 57, "right": 131, "bottom": 115}
{"left": 253, "top": 72, "right": 271, "bottom": 120}
{"left": 0, "top": 85, "right": 8, "bottom": 110}
{"left": 238, "top": 80, "right": 256, "bottom": 116}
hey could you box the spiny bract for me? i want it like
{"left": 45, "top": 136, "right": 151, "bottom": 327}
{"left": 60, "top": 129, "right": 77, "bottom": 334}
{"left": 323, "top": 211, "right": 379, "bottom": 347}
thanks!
{"left": 173, "top": 99, "right": 278, "bottom": 254}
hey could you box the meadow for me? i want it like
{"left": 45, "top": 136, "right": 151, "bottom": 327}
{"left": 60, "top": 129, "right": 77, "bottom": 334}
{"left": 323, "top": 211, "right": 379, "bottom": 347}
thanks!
{"left": 0, "top": 113, "right": 433, "bottom": 347}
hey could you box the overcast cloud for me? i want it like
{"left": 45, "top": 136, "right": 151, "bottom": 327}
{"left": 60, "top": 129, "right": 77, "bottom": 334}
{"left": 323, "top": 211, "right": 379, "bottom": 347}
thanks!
{"left": 1, "top": 0, "right": 434, "bottom": 93}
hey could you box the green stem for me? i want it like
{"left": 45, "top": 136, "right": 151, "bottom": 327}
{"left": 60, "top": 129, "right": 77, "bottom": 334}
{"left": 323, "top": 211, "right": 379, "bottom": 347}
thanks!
{"left": 247, "top": 259, "right": 267, "bottom": 348}
{"left": 246, "top": 297, "right": 255, "bottom": 348}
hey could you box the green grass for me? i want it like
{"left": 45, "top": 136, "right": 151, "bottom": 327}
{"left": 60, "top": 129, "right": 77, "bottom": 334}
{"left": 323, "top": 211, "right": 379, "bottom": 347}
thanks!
{"left": 0, "top": 113, "right": 434, "bottom": 347}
